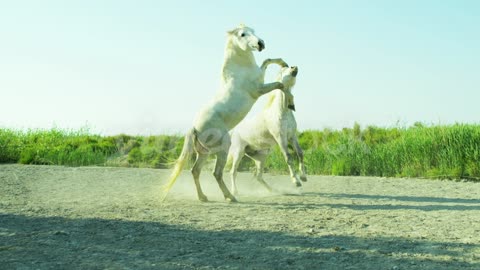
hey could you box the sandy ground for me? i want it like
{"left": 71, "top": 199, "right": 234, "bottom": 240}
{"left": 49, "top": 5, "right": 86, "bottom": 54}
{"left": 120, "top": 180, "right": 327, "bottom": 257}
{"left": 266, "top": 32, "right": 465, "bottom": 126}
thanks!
{"left": 1, "top": 164, "right": 479, "bottom": 270}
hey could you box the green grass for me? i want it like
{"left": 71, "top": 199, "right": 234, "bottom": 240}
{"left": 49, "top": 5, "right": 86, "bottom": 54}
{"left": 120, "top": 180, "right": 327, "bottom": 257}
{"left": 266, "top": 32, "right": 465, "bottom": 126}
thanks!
{"left": 265, "top": 123, "right": 480, "bottom": 180}
{"left": 0, "top": 128, "right": 116, "bottom": 166}
{"left": 0, "top": 128, "right": 183, "bottom": 167}
{"left": 1, "top": 123, "right": 479, "bottom": 181}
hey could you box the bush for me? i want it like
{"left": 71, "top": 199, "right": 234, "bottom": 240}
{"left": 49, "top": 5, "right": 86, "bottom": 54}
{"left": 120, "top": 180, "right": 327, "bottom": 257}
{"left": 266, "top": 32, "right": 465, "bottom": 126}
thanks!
{"left": 128, "top": 148, "right": 143, "bottom": 165}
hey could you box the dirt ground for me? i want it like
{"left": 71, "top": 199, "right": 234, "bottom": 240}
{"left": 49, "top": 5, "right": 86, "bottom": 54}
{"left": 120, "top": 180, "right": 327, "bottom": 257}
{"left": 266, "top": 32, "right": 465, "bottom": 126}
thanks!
{"left": 1, "top": 164, "right": 479, "bottom": 269}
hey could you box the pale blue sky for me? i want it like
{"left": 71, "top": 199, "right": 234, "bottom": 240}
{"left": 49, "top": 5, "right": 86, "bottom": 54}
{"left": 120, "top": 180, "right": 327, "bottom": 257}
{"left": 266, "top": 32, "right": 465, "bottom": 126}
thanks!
{"left": 1, "top": 1, "right": 479, "bottom": 135}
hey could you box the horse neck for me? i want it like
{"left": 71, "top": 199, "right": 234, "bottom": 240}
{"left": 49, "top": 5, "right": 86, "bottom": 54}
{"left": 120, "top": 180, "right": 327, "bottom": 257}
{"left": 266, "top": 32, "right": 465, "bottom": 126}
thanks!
{"left": 222, "top": 39, "right": 257, "bottom": 71}
{"left": 264, "top": 89, "right": 288, "bottom": 112}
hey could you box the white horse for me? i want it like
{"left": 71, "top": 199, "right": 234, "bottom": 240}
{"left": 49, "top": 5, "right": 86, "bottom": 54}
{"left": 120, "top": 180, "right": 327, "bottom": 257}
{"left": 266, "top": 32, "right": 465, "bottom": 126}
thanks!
{"left": 161, "top": 24, "right": 292, "bottom": 202}
{"left": 228, "top": 66, "right": 307, "bottom": 195}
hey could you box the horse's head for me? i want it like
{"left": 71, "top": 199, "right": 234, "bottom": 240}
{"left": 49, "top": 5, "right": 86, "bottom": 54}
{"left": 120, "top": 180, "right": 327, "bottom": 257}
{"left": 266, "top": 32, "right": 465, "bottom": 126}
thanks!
{"left": 278, "top": 66, "right": 299, "bottom": 89}
{"left": 227, "top": 24, "right": 265, "bottom": 52}
{"left": 277, "top": 66, "right": 299, "bottom": 111}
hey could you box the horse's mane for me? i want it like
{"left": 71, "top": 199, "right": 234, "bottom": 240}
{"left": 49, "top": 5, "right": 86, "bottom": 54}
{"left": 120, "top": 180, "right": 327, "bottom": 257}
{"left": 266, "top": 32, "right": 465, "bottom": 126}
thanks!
{"left": 264, "top": 89, "right": 288, "bottom": 111}
{"left": 264, "top": 93, "right": 276, "bottom": 109}
{"left": 264, "top": 70, "right": 287, "bottom": 110}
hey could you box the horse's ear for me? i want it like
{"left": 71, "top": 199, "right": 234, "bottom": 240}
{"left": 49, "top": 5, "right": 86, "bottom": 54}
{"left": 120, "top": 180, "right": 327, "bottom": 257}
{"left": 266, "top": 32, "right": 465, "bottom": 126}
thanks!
{"left": 227, "top": 28, "right": 239, "bottom": 36}
{"left": 227, "top": 23, "right": 246, "bottom": 35}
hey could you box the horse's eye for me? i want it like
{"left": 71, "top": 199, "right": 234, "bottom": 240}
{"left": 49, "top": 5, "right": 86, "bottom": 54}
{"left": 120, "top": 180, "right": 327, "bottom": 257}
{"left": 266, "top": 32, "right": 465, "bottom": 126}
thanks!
{"left": 240, "top": 33, "right": 246, "bottom": 37}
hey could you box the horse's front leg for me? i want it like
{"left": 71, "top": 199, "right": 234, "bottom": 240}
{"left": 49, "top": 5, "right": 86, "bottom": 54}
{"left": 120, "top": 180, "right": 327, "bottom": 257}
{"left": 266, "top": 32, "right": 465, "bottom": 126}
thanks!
{"left": 257, "top": 82, "right": 294, "bottom": 108}
{"left": 257, "top": 81, "right": 284, "bottom": 96}
{"left": 274, "top": 133, "right": 302, "bottom": 187}
{"left": 260, "top": 58, "right": 289, "bottom": 71}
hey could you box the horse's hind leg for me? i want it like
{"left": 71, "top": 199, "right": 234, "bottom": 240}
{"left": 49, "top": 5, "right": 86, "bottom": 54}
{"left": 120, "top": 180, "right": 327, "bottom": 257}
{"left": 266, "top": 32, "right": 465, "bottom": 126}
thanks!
{"left": 249, "top": 151, "right": 272, "bottom": 193}
{"left": 191, "top": 152, "right": 209, "bottom": 202}
{"left": 293, "top": 136, "right": 307, "bottom": 182}
{"left": 214, "top": 151, "right": 237, "bottom": 202}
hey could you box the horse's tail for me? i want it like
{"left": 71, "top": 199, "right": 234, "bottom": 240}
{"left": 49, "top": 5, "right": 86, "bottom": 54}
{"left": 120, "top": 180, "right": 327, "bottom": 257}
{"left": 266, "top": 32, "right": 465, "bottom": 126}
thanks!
{"left": 160, "top": 128, "right": 196, "bottom": 201}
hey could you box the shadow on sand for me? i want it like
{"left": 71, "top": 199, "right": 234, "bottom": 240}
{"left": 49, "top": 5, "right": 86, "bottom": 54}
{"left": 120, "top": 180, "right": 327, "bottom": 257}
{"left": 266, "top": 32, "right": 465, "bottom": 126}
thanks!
{"left": 314, "top": 193, "right": 480, "bottom": 205}
{"left": 256, "top": 192, "right": 480, "bottom": 212}
{"left": 1, "top": 213, "right": 478, "bottom": 269}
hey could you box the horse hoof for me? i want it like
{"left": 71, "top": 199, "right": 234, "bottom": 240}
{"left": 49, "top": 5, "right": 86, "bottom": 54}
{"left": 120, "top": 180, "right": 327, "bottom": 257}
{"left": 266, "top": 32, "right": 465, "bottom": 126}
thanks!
{"left": 226, "top": 196, "right": 238, "bottom": 203}
{"left": 300, "top": 176, "right": 307, "bottom": 182}
{"left": 295, "top": 182, "right": 302, "bottom": 187}
{"left": 198, "top": 195, "right": 209, "bottom": 202}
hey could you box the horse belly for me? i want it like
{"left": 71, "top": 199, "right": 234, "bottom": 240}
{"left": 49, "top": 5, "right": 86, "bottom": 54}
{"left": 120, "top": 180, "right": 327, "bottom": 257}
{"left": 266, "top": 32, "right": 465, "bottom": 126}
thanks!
{"left": 243, "top": 128, "right": 276, "bottom": 151}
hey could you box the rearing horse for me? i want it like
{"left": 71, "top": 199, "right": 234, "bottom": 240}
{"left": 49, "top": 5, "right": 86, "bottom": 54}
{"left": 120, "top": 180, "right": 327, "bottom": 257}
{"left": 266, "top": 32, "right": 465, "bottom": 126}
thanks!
{"left": 161, "top": 24, "right": 291, "bottom": 202}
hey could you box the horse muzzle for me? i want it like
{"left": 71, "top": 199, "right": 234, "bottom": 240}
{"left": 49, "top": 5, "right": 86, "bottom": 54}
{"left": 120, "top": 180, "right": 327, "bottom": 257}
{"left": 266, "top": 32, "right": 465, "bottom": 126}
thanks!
{"left": 291, "top": 66, "right": 298, "bottom": 77}
{"left": 258, "top": 39, "right": 265, "bottom": 51}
